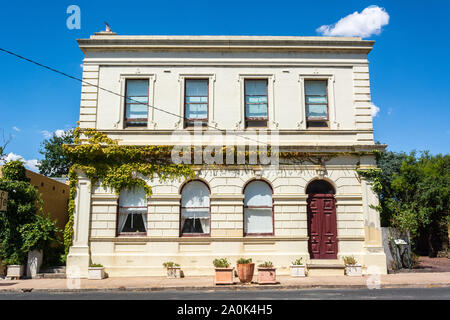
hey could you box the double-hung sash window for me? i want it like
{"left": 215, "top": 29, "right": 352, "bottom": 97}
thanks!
{"left": 184, "top": 79, "right": 208, "bottom": 127}
{"left": 305, "top": 80, "right": 329, "bottom": 128}
{"left": 125, "top": 79, "right": 149, "bottom": 127}
{"left": 244, "top": 181, "right": 273, "bottom": 235}
{"left": 180, "top": 181, "right": 210, "bottom": 235}
{"left": 118, "top": 188, "right": 147, "bottom": 235}
{"left": 245, "top": 79, "right": 268, "bottom": 128}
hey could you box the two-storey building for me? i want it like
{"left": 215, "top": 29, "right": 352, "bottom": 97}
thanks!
{"left": 66, "top": 28, "right": 387, "bottom": 278}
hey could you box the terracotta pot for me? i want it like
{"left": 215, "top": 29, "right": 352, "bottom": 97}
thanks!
{"left": 237, "top": 263, "right": 254, "bottom": 283}
{"left": 257, "top": 267, "right": 277, "bottom": 284}
{"left": 215, "top": 268, "right": 234, "bottom": 285}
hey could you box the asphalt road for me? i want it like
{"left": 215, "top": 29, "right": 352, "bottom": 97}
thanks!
{"left": 0, "top": 287, "right": 449, "bottom": 300}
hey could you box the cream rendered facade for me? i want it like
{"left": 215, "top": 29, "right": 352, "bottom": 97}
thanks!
{"left": 67, "top": 31, "right": 387, "bottom": 278}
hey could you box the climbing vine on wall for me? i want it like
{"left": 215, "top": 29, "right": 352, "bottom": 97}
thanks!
{"left": 62, "top": 127, "right": 382, "bottom": 259}
{"left": 62, "top": 128, "right": 196, "bottom": 259}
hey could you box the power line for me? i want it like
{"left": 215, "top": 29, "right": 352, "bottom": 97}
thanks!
{"left": 0, "top": 47, "right": 271, "bottom": 147}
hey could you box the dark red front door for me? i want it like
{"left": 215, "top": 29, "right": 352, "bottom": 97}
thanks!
{"left": 307, "top": 194, "right": 338, "bottom": 259}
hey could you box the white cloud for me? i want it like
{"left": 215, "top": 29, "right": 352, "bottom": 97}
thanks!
{"left": 41, "top": 130, "right": 52, "bottom": 139}
{"left": 41, "top": 129, "right": 66, "bottom": 139}
{"left": 0, "top": 152, "right": 40, "bottom": 173}
{"left": 317, "top": 5, "right": 389, "bottom": 38}
{"left": 12, "top": 126, "right": 20, "bottom": 132}
{"left": 371, "top": 103, "right": 380, "bottom": 117}
{"left": 54, "top": 129, "right": 65, "bottom": 138}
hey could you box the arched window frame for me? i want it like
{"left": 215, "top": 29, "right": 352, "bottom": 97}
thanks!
{"left": 243, "top": 180, "right": 274, "bottom": 236}
{"left": 116, "top": 187, "right": 148, "bottom": 237}
{"left": 179, "top": 180, "right": 211, "bottom": 237}
{"left": 305, "top": 179, "right": 336, "bottom": 195}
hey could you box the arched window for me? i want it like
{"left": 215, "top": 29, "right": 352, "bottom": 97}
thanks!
{"left": 118, "top": 187, "right": 147, "bottom": 234}
{"left": 244, "top": 181, "right": 273, "bottom": 235}
{"left": 305, "top": 180, "right": 335, "bottom": 194}
{"left": 180, "top": 181, "right": 210, "bottom": 235}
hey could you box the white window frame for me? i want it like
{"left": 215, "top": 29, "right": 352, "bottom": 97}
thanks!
{"left": 119, "top": 74, "right": 156, "bottom": 129}
{"left": 237, "top": 74, "right": 277, "bottom": 130}
{"left": 176, "top": 74, "right": 216, "bottom": 129}
{"left": 298, "top": 74, "right": 337, "bottom": 129}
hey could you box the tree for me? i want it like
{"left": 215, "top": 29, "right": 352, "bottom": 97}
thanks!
{"left": 376, "top": 151, "right": 450, "bottom": 256}
{"left": 376, "top": 151, "right": 408, "bottom": 226}
{"left": 388, "top": 152, "right": 449, "bottom": 256}
{"left": 0, "top": 161, "right": 61, "bottom": 265}
{"left": 38, "top": 129, "right": 74, "bottom": 177}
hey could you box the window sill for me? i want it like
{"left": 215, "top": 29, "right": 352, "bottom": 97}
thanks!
{"left": 117, "top": 233, "right": 147, "bottom": 237}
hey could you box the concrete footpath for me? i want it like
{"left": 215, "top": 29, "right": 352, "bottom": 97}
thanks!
{"left": 1, "top": 272, "right": 450, "bottom": 292}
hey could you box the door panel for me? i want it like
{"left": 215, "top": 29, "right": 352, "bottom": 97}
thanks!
{"left": 307, "top": 194, "right": 337, "bottom": 259}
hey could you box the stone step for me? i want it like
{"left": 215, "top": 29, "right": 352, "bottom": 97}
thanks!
{"left": 36, "top": 273, "right": 66, "bottom": 279}
{"left": 41, "top": 266, "right": 66, "bottom": 274}
{"left": 37, "top": 266, "right": 66, "bottom": 279}
{"left": 307, "top": 260, "right": 345, "bottom": 276}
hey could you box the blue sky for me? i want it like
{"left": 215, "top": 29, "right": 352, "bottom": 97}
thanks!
{"left": 0, "top": 1, "right": 449, "bottom": 171}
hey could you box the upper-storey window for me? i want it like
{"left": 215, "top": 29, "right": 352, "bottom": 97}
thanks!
{"left": 184, "top": 79, "right": 208, "bottom": 127}
{"left": 245, "top": 79, "right": 268, "bottom": 128}
{"left": 305, "top": 80, "right": 329, "bottom": 128}
{"left": 125, "top": 79, "right": 149, "bottom": 127}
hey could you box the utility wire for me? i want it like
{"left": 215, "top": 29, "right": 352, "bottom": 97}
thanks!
{"left": 0, "top": 47, "right": 272, "bottom": 147}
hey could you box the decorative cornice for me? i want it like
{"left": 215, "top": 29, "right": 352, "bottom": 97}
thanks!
{"left": 77, "top": 35, "right": 374, "bottom": 54}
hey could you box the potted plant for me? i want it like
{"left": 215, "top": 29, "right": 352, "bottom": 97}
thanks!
{"left": 257, "top": 261, "right": 277, "bottom": 284}
{"left": 6, "top": 256, "right": 25, "bottom": 279}
{"left": 236, "top": 258, "right": 254, "bottom": 283}
{"left": 213, "top": 258, "right": 234, "bottom": 285}
{"left": 163, "top": 261, "right": 181, "bottom": 278}
{"left": 290, "top": 258, "right": 306, "bottom": 277}
{"left": 343, "top": 256, "right": 362, "bottom": 276}
{"left": 88, "top": 263, "right": 106, "bottom": 280}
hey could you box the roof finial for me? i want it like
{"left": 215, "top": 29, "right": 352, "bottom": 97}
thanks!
{"left": 104, "top": 22, "right": 111, "bottom": 32}
{"left": 94, "top": 22, "right": 117, "bottom": 36}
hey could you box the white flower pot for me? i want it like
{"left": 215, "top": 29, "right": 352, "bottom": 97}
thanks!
{"left": 7, "top": 265, "right": 24, "bottom": 279}
{"left": 88, "top": 267, "right": 106, "bottom": 280}
{"left": 27, "top": 250, "right": 43, "bottom": 278}
{"left": 167, "top": 267, "right": 181, "bottom": 278}
{"left": 290, "top": 265, "right": 306, "bottom": 277}
{"left": 345, "top": 264, "right": 362, "bottom": 276}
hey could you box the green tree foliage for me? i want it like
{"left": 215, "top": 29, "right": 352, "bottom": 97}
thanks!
{"left": 374, "top": 151, "right": 450, "bottom": 256}
{"left": 38, "top": 129, "right": 74, "bottom": 177}
{"left": 0, "top": 161, "right": 61, "bottom": 265}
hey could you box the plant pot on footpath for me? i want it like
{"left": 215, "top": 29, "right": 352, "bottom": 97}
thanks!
{"left": 7, "top": 265, "right": 24, "bottom": 279}
{"left": 290, "top": 258, "right": 306, "bottom": 277}
{"left": 163, "top": 262, "right": 181, "bottom": 278}
{"left": 88, "top": 264, "right": 106, "bottom": 280}
{"left": 257, "top": 262, "right": 277, "bottom": 284}
{"left": 343, "top": 256, "right": 362, "bottom": 276}
{"left": 236, "top": 258, "right": 254, "bottom": 283}
{"left": 213, "top": 258, "right": 234, "bottom": 285}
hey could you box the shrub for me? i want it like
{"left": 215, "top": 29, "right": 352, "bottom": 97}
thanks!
{"left": 163, "top": 261, "right": 180, "bottom": 268}
{"left": 258, "top": 261, "right": 274, "bottom": 268}
{"left": 90, "top": 263, "right": 103, "bottom": 268}
{"left": 236, "top": 258, "right": 252, "bottom": 264}
{"left": 291, "top": 258, "right": 303, "bottom": 266}
{"left": 213, "top": 258, "right": 230, "bottom": 268}
{"left": 342, "top": 256, "right": 357, "bottom": 265}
